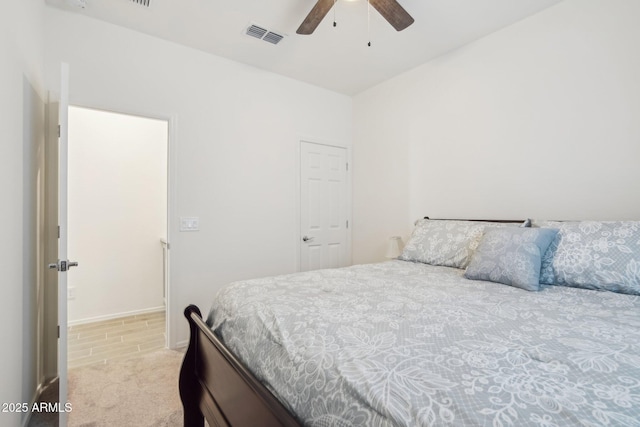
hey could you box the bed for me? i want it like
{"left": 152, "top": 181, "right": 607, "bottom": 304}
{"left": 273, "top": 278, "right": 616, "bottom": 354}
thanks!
{"left": 179, "top": 218, "right": 640, "bottom": 426}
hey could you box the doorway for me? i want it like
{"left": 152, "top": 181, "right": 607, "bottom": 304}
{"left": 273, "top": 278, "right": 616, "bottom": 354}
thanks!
{"left": 66, "top": 106, "right": 169, "bottom": 367}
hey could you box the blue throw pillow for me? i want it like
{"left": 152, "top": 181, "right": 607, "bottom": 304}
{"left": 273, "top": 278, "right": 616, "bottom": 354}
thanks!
{"left": 539, "top": 221, "right": 640, "bottom": 295}
{"left": 464, "top": 227, "right": 559, "bottom": 291}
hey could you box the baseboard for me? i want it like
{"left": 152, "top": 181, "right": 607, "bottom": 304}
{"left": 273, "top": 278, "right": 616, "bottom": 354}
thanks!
{"left": 175, "top": 339, "right": 189, "bottom": 349}
{"left": 68, "top": 306, "right": 166, "bottom": 326}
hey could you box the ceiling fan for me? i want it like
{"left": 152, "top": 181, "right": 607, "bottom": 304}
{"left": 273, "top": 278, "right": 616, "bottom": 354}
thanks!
{"left": 296, "top": 0, "right": 414, "bottom": 35}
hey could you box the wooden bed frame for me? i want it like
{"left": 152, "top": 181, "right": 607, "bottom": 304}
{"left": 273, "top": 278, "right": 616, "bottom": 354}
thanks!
{"left": 179, "top": 305, "right": 300, "bottom": 427}
{"left": 178, "top": 218, "right": 525, "bottom": 426}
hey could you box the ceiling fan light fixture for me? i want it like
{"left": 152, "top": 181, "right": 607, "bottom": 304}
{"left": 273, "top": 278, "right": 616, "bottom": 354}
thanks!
{"left": 296, "top": 0, "right": 413, "bottom": 35}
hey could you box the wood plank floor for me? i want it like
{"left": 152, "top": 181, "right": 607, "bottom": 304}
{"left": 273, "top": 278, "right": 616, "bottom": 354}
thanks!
{"left": 67, "top": 311, "right": 166, "bottom": 369}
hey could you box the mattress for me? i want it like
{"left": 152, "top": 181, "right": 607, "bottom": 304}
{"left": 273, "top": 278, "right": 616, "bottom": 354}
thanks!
{"left": 207, "top": 260, "right": 640, "bottom": 426}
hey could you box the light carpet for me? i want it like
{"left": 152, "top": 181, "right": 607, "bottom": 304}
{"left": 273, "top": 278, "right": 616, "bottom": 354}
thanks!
{"left": 68, "top": 349, "right": 184, "bottom": 427}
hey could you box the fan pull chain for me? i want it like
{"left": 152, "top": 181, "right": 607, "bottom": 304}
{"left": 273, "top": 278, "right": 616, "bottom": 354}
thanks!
{"left": 367, "top": 0, "right": 371, "bottom": 46}
{"left": 333, "top": 0, "right": 337, "bottom": 27}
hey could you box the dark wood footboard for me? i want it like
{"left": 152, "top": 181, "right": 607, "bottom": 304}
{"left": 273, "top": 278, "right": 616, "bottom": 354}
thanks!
{"left": 179, "top": 305, "right": 300, "bottom": 427}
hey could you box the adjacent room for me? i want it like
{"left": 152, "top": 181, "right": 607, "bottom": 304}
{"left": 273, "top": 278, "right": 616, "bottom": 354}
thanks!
{"left": 3, "top": 0, "right": 639, "bottom": 426}
{"left": 66, "top": 106, "right": 168, "bottom": 369}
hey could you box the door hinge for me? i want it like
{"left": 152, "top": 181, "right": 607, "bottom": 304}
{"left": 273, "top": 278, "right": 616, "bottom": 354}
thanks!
{"left": 58, "top": 225, "right": 60, "bottom": 239}
{"left": 346, "top": 163, "right": 349, "bottom": 171}
{"left": 346, "top": 220, "right": 349, "bottom": 228}
{"left": 58, "top": 125, "right": 61, "bottom": 138}
{"left": 57, "top": 325, "right": 60, "bottom": 338}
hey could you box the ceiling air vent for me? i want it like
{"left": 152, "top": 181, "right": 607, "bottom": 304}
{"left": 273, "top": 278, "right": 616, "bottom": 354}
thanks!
{"left": 263, "top": 32, "right": 284, "bottom": 45}
{"left": 246, "top": 25, "right": 268, "bottom": 40}
{"left": 245, "top": 24, "right": 286, "bottom": 45}
{"left": 130, "top": 0, "right": 151, "bottom": 7}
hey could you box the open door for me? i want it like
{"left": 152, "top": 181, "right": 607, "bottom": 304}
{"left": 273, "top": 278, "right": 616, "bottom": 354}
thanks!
{"left": 46, "top": 63, "right": 76, "bottom": 426}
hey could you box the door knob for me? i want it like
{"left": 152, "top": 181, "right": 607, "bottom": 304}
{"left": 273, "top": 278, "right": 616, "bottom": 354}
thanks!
{"left": 302, "top": 236, "right": 314, "bottom": 242}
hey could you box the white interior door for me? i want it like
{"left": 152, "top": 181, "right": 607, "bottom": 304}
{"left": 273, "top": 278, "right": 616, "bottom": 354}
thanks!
{"left": 47, "top": 63, "right": 75, "bottom": 426}
{"left": 300, "top": 142, "right": 349, "bottom": 271}
{"left": 58, "top": 62, "right": 70, "bottom": 427}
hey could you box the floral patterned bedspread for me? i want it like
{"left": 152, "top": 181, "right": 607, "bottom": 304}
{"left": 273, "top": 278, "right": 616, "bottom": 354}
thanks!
{"left": 207, "top": 260, "right": 640, "bottom": 427}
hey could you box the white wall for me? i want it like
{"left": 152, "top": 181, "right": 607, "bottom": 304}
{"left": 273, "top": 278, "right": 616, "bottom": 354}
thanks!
{"left": 353, "top": 0, "right": 640, "bottom": 264}
{"left": 44, "top": 7, "right": 352, "bottom": 346}
{"left": 0, "top": 1, "right": 46, "bottom": 426}
{"left": 68, "top": 106, "right": 167, "bottom": 323}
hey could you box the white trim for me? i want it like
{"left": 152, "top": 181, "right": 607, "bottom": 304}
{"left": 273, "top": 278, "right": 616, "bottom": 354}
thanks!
{"left": 166, "top": 115, "right": 178, "bottom": 349}
{"left": 67, "top": 103, "right": 175, "bottom": 126}
{"left": 294, "top": 140, "right": 301, "bottom": 272}
{"left": 67, "top": 306, "right": 165, "bottom": 326}
{"left": 298, "top": 134, "right": 350, "bottom": 149}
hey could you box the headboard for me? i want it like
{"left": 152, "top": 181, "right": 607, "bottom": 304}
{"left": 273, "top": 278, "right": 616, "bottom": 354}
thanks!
{"left": 418, "top": 216, "right": 527, "bottom": 225}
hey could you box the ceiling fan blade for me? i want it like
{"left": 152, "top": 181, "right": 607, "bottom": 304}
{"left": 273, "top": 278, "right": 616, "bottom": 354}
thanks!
{"left": 296, "top": 0, "right": 335, "bottom": 35}
{"left": 369, "top": 0, "right": 414, "bottom": 31}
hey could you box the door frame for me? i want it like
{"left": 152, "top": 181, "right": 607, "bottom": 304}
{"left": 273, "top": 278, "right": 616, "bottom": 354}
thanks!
{"left": 63, "top": 102, "right": 178, "bottom": 349}
{"left": 295, "top": 138, "right": 352, "bottom": 272}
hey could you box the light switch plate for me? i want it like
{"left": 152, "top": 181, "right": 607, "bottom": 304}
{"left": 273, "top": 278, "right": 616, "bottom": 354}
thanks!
{"left": 180, "top": 216, "right": 200, "bottom": 232}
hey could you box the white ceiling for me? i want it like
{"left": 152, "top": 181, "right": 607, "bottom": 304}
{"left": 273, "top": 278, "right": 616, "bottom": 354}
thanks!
{"left": 45, "top": 0, "right": 563, "bottom": 95}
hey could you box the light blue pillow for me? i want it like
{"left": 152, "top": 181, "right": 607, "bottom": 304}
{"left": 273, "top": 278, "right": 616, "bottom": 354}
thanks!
{"left": 539, "top": 221, "right": 640, "bottom": 295}
{"left": 464, "top": 227, "right": 559, "bottom": 291}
